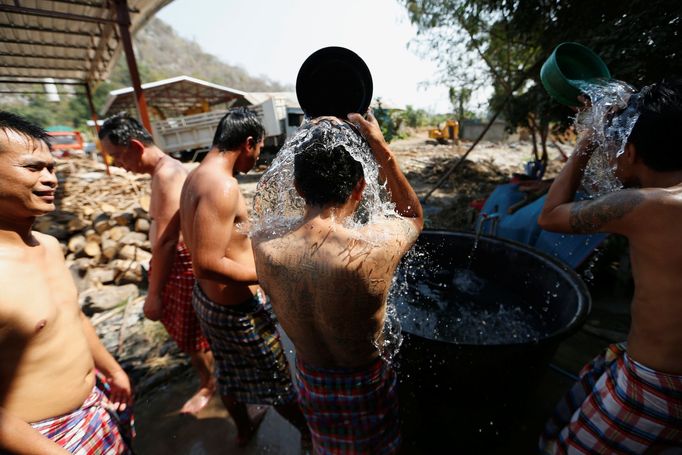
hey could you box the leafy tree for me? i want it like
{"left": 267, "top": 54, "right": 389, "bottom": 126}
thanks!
{"left": 400, "top": 105, "right": 429, "bottom": 128}
{"left": 402, "top": 0, "right": 682, "bottom": 155}
{"left": 373, "top": 98, "right": 401, "bottom": 142}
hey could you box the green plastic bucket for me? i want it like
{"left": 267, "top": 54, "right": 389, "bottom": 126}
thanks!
{"left": 540, "top": 42, "right": 611, "bottom": 106}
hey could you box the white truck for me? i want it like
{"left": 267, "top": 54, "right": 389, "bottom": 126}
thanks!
{"left": 151, "top": 93, "right": 304, "bottom": 161}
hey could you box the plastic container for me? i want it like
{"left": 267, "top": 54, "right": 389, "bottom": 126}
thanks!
{"left": 540, "top": 42, "right": 611, "bottom": 106}
{"left": 296, "top": 46, "right": 373, "bottom": 118}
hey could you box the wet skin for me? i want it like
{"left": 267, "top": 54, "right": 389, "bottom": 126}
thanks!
{"left": 540, "top": 136, "right": 682, "bottom": 374}
{"left": 253, "top": 113, "right": 423, "bottom": 368}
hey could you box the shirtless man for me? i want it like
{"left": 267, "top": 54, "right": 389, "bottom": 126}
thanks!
{"left": 179, "top": 107, "right": 307, "bottom": 447}
{"left": 0, "top": 111, "right": 133, "bottom": 453}
{"left": 538, "top": 80, "right": 682, "bottom": 453}
{"left": 252, "top": 113, "right": 424, "bottom": 453}
{"left": 98, "top": 113, "right": 214, "bottom": 414}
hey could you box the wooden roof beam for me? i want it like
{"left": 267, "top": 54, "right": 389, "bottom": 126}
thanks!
{"left": 0, "top": 23, "right": 97, "bottom": 37}
{"left": 0, "top": 4, "right": 118, "bottom": 25}
{"left": 0, "top": 37, "right": 94, "bottom": 50}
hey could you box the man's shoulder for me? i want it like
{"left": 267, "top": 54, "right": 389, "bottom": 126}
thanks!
{"left": 31, "top": 230, "right": 61, "bottom": 250}
{"left": 360, "top": 216, "right": 421, "bottom": 244}
{"left": 154, "top": 159, "right": 188, "bottom": 184}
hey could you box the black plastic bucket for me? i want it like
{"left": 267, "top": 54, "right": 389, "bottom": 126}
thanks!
{"left": 393, "top": 230, "right": 591, "bottom": 450}
{"left": 296, "top": 46, "right": 373, "bottom": 118}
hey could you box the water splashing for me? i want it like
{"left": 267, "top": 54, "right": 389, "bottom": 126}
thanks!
{"left": 251, "top": 118, "right": 406, "bottom": 361}
{"left": 571, "top": 78, "right": 640, "bottom": 197}
{"left": 252, "top": 119, "right": 396, "bottom": 237}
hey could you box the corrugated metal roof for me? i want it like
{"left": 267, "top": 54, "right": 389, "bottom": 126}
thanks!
{"left": 101, "top": 75, "right": 250, "bottom": 117}
{"left": 0, "top": 0, "right": 172, "bottom": 88}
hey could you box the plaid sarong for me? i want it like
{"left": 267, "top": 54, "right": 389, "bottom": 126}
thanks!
{"left": 31, "top": 374, "right": 134, "bottom": 454}
{"left": 540, "top": 343, "right": 682, "bottom": 454}
{"left": 158, "top": 242, "right": 210, "bottom": 353}
{"left": 192, "top": 283, "right": 296, "bottom": 405}
{"left": 295, "top": 357, "right": 401, "bottom": 454}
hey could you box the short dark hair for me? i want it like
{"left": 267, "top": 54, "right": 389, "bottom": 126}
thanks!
{"left": 212, "top": 107, "right": 265, "bottom": 151}
{"left": 627, "top": 79, "right": 682, "bottom": 171}
{"left": 0, "top": 111, "right": 52, "bottom": 151}
{"left": 294, "top": 124, "right": 364, "bottom": 207}
{"left": 98, "top": 112, "right": 154, "bottom": 146}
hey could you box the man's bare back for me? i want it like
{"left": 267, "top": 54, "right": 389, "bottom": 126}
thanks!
{"left": 254, "top": 114, "right": 422, "bottom": 369}
{"left": 148, "top": 156, "right": 187, "bottom": 248}
{"left": 180, "top": 152, "right": 258, "bottom": 305}
{"left": 256, "top": 216, "right": 418, "bottom": 367}
{"left": 0, "top": 232, "right": 94, "bottom": 423}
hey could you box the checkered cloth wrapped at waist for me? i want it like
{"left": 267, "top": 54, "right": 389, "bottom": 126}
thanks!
{"left": 295, "top": 356, "right": 401, "bottom": 454}
{"left": 540, "top": 342, "right": 682, "bottom": 454}
{"left": 31, "top": 374, "right": 134, "bottom": 454}
{"left": 192, "top": 283, "right": 296, "bottom": 405}
{"left": 158, "top": 241, "right": 209, "bottom": 353}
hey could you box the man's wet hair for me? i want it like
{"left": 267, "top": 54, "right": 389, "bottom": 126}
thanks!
{"left": 294, "top": 135, "right": 364, "bottom": 207}
{"left": 212, "top": 107, "right": 265, "bottom": 151}
{"left": 0, "top": 111, "right": 52, "bottom": 152}
{"left": 98, "top": 112, "right": 154, "bottom": 146}
{"left": 628, "top": 79, "right": 682, "bottom": 171}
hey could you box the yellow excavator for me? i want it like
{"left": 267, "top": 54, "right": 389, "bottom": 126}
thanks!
{"left": 428, "top": 119, "right": 459, "bottom": 144}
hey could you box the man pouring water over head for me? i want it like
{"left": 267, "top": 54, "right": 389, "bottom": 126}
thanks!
{"left": 538, "top": 79, "right": 682, "bottom": 453}
{"left": 253, "top": 112, "right": 424, "bottom": 453}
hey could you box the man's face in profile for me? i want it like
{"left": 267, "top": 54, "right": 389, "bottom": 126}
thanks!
{"left": 0, "top": 130, "right": 57, "bottom": 218}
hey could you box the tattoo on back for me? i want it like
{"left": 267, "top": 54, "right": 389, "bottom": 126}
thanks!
{"left": 569, "top": 190, "right": 645, "bottom": 233}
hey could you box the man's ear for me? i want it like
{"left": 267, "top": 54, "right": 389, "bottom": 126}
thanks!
{"left": 129, "top": 139, "right": 146, "bottom": 156}
{"left": 623, "top": 142, "right": 637, "bottom": 164}
{"left": 245, "top": 136, "right": 255, "bottom": 151}
{"left": 351, "top": 178, "right": 366, "bottom": 201}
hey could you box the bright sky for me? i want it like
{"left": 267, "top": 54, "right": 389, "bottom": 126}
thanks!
{"left": 156, "top": 0, "right": 453, "bottom": 113}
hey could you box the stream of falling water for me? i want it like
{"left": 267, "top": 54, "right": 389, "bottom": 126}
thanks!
{"left": 570, "top": 78, "right": 641, "bottom": 196}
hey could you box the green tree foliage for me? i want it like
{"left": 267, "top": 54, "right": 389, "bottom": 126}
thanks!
{"left": 402, "top": 0, "right": 681, "bottom": 153}
{"left": 373, "top": 99, "right": 401, "bottom": 142}
{"left": 400, "top": 105, "right": 428, "bottom": 128}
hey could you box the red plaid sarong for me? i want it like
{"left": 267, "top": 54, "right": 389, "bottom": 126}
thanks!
{"left": 31, "top": 376, "right": 134, "bottom": 454}
{"left": 159, "top": 242, "right": 210, "bottom": 353}
{"left": 295, "top": 357, "right": 401, "bottom": 454}
{"left": 540, "top": 343, "right": 682, "bottom": 454}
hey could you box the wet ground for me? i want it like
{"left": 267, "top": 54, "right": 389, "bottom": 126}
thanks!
{"left": 133, "top": 333, "right": 304, "bottom": 454}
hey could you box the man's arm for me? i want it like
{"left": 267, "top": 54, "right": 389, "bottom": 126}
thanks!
{"left": 190, "top": 182, "right": 258, "bottom": 284}
{"left": 348, "top": 112, "right": 424, "bottom": 231}
{"left": 79, "top": 313, "right": 132, "bottom": 411}
{"left": 538, "top": 136, "right": 645, "bottom": 235}
{"left": 0, "top": 409, "right": 70, "bottom": 454}
{"left": 145, "top": 169, "right": 184, "bottom": 320}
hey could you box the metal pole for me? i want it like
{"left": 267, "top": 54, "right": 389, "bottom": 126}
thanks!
{"left": 84, "top": 83, "right": 111, "bottom": 176}
{"left": 115, "top": 0, "right": 152, "bottom": 132}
